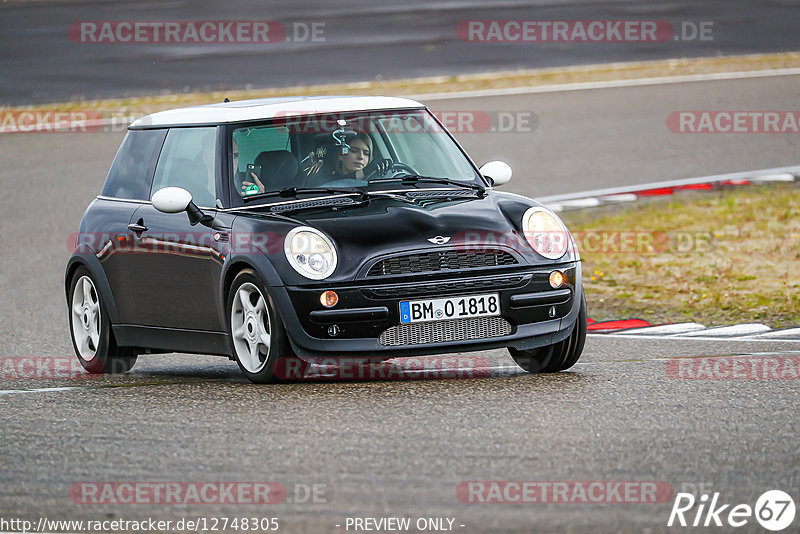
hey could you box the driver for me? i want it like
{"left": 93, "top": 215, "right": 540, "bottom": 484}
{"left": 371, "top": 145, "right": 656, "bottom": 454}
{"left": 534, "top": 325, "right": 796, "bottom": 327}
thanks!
{"left": 305, "top": 132, "right": 392, "bottom": 185}
{"left": 335, "top": 132, "right": 372, "bottom": 179}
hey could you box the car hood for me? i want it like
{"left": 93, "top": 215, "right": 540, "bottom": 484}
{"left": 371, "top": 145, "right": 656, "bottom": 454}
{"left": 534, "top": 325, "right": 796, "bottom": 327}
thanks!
{"left": 275, "top": 190, "right": 541, "bottom": 281}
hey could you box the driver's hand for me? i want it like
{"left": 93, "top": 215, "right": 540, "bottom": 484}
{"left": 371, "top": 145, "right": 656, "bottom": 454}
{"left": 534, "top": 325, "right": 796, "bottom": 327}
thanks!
{"left": 241, "top": 172, "right": 265, "bottom": 194}
{"left": 375, "top": 159, "right": 393, "bottom": 176}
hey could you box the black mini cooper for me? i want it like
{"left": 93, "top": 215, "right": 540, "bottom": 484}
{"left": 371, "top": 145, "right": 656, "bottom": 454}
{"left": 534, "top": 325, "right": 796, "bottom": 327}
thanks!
{"left": 66, "top": 96, "right": 586, "bottom": 382}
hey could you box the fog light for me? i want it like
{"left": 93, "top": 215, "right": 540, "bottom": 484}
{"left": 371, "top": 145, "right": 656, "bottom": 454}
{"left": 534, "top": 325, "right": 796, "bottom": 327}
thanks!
{"left": 320, "top": 290, "right": 338, "bottom": 308}
{"left": 549, "top": 270, "right": 564, "bottom": 288}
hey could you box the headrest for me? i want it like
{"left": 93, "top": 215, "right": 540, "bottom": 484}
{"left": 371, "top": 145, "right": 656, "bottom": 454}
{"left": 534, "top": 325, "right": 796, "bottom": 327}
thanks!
{"left": 253, "top": 150, "right": 299, "bottom": 189}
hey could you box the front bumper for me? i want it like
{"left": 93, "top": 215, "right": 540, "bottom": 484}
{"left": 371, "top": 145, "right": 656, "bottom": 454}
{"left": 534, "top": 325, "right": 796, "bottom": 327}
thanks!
{"left": 271, "top": 262, "right": 582, "bottom": 359}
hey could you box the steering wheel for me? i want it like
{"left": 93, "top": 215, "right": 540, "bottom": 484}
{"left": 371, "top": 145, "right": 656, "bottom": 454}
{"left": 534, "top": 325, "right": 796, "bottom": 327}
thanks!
{"left": 364, "top": 160, "right": 419, "bottom": 180}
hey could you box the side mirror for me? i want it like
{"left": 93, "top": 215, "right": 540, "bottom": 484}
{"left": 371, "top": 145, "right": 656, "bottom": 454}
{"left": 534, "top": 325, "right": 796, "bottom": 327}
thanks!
{"left": 479, "top": 161, "right": 512, "bottom": 186}
{"left": 152, "top": 187, "right": 192, "bottom": 213}
{"left": 152, "top": 187, "right": 212, "bottom": 226}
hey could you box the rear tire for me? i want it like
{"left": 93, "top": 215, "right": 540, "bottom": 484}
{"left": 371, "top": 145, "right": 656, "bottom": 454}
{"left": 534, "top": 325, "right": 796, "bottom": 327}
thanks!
{"left": 68, "top": 267, "right": 137, "bottom": 374}
{"left": 509, "top": 294, "right": 587, "bottom": 373}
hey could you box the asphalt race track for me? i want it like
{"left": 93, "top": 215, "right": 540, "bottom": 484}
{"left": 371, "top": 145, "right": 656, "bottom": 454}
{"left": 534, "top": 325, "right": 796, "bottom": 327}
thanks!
{"left": 2, "top": 337, "right": 799, "bottom": 533}
{"left": 1, "top": 0, "right": 800, "bottom": 105}
{"left": 1, "top": 74, "right": 799, "bottom": 532}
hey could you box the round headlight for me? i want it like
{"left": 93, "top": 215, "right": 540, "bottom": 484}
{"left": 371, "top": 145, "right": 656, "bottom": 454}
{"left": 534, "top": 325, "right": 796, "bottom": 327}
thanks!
{"left": 284, "top": 226, "right": 337, "bottom": 280}
{"left": 522, "top": 207, "right": 570, "bottom": 260}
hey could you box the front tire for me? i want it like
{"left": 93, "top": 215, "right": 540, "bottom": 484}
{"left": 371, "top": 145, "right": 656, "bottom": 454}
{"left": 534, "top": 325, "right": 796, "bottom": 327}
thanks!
{"left": 227, "top": 269, "right": 300, "bottom": 383}
{"left": 68, "top": 267, "right": 137, "bottom": 374}
{"left": 509, "top": 294, "right": 587, "bottom": 373}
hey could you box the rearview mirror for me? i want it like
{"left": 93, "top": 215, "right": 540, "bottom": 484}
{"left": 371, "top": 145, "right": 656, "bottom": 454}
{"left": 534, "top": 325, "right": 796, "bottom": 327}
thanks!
{"left": 479, "top": 161, "right": 512, "bottom": 186}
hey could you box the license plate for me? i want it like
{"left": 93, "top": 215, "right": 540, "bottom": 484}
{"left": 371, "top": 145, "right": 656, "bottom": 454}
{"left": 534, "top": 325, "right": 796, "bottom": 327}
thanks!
{"left": 399, "top": 293, "right": 500, "bottom": 324}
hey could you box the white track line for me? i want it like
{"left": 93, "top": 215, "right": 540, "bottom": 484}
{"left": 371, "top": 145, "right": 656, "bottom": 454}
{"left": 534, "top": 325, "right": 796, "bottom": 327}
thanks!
{"left": 752, "top": 328, "right": 800, "bottom": 339}
{"left": 558, "top": 198, "right": 602, "bottom": 209}
{"left": 677, "top": 323, "right": 772, "bottom": 337}
{"left": 614, "top": 323, "right": 707, "bottom": 335}
{"left": 415, "top": 67, "right": 800, "bottom": 101}
{"left": 751, "top": 173, "right": 796, "bottom": 182}
{"left": 598, "top": 194, "right": 638, "bottom": 203}
{"left": 589, "top": 333, "right": 800, "bottom": 343}
{"left": 537, "top": 165, "right": 800, "bottom": 204}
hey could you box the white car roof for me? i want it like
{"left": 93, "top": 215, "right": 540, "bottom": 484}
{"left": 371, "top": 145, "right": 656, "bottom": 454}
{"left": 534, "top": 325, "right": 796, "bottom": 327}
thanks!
{"left": 129, "top": 95, "right": 426, "bottom": 128}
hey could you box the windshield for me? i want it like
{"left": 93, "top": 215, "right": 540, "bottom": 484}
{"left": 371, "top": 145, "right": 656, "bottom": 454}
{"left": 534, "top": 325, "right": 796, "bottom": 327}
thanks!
{"left": 228, "top": 109, "right": 483, "bottom": 205}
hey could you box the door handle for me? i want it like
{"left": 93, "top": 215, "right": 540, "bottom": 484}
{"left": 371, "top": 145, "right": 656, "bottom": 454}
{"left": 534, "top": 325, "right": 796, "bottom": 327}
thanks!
{"left": 127, "top": 222, "right": 148, "bottom": 233}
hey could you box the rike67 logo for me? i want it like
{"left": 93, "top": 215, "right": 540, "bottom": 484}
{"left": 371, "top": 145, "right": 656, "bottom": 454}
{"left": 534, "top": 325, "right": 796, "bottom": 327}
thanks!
{"left": 668, "top": 490, "right": 796, "bottom": 531}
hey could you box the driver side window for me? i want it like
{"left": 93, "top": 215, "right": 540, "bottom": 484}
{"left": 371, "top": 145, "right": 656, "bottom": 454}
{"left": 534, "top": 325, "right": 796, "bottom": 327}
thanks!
{"left": 151, "top": 127, "right": 217, "bottom": 207}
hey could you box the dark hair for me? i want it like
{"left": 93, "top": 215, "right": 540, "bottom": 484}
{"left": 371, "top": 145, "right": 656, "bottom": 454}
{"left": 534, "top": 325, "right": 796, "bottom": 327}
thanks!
{"left": 335, "top": 133, "right": 373, "bottom": 175}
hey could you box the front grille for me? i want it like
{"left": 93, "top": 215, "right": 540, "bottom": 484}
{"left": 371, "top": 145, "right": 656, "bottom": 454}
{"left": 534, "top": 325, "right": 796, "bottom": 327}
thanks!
{"left": 364, "top": 275, "right": 527, "bottom": 299}
{"left": 367, "top": 250, "right": 517, "bottom": 277}
{"left": 378, "top": 316, "right": 513, "bottom": 346}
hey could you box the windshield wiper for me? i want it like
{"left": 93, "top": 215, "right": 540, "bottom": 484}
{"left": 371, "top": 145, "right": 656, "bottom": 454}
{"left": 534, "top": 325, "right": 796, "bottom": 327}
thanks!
{"left": 369, "top": 174, "right": 485, "bottom": 192}
{"left": 268, "top": 196, "right": 366, "bottom": 213}
{"left": 242, "top": 187, "right": 368, "bottom": 203}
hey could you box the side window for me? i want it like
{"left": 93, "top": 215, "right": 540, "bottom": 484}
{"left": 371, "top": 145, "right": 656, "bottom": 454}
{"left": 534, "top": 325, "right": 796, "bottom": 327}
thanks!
{"left": 232, "top": 126, "right": 290, "bottom": 174}
{"left": 230, "top": 125, "right": 293, "bottom": 199}
{"left": 150, "top": 127, "right": 217, "bottom": 207}
{"left": 101, "top": 129, "right": 167, "bottom": 200}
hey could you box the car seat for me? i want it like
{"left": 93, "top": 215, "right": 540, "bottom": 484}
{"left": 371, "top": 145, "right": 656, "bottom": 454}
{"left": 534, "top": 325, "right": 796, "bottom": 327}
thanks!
{"left": 253, "top": 150, "right": 300, "bottom": 192}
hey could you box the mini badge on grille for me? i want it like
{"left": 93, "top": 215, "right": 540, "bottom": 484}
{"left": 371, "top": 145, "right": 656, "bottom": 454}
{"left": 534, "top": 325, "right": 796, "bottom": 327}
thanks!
{"left": 427, "top": 236, "right": 451, "bottom": 245}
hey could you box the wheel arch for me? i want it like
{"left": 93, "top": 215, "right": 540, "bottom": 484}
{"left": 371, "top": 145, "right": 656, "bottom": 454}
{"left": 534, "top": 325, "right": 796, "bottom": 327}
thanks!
{"left": 65, "top": 252, "right": 121, "bottom": 324}
{"left": 218, "top": 254, "right": 284, "bottom": 331}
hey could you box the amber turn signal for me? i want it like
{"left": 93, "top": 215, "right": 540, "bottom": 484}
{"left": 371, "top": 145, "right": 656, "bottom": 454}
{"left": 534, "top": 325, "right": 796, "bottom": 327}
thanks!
{"left": 320, "top": 290, "right": 339, "bottom": 308}
{"left": 549, "top": 270, "right": 564, "bottom": 289}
